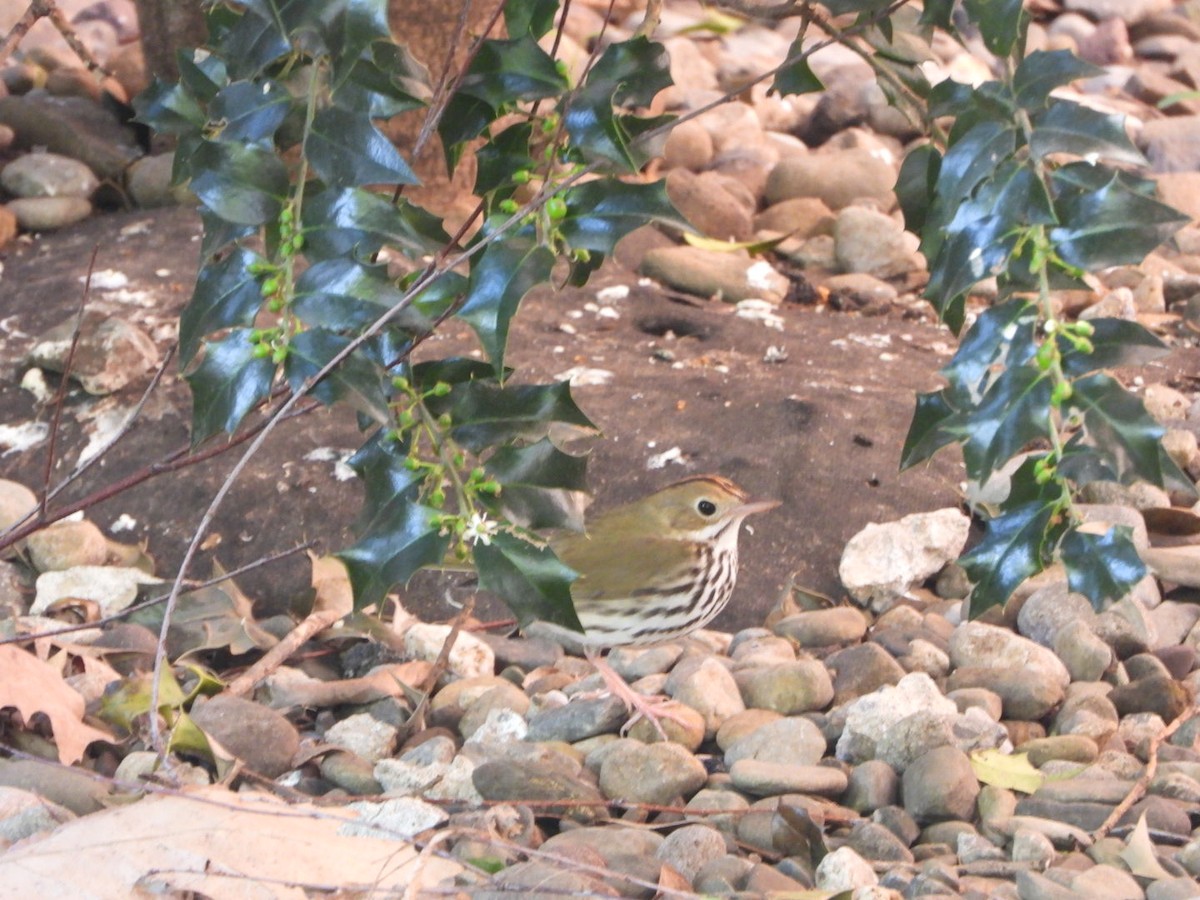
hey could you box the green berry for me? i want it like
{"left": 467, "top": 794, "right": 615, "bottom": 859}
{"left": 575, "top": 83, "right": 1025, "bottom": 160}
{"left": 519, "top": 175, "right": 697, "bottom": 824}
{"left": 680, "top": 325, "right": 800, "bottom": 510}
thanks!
{"left": 499, "top": 198, "right": 519, "bottom": 214}
{"left": 1051, "top": 380, "right": 1073, "bottom": 406}
{"left": 546, "top": 197, "right": 567, "bottom": 221}
{"left": 252, "top": 343, "right": 272, "bottom": 358}
{"left": 392, "top": 376, "right": 410, "bottom": 391}
{"left": 430, "top": 488, "right": 446, "bottom": 508}
{"left": 398, "top": 409, "right": 415, "bottom": 427}
{"left": 1034, "top": 341, "right": 1055, "bottom": 371}
{"left": 437, "top": 413, "right": 452, "bottom": 428}
{"left": 430, "top": 381, "right": 451, "bottom": 397}
{"left": 512, "top": 169, "right": 531, "bottom": 184}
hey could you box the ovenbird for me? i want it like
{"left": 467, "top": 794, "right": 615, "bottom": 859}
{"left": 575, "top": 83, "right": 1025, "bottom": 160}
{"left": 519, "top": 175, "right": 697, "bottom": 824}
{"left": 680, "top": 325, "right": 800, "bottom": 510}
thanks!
{"left": 537, "top": 475, "right": 779, "bottom": 735}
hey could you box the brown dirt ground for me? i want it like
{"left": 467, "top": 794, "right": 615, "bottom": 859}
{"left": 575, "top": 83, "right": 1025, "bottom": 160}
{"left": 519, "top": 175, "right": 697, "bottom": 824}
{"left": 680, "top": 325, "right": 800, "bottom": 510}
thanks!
{"left": 1, "top": 206, "right": 1195, "bottom": 631}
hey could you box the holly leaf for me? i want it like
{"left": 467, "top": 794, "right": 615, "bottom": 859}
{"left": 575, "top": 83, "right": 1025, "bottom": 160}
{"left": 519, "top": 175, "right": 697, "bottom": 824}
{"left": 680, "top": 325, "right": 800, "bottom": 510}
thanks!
{"left": 900, "top": 389, "right": 960, "bottom": 470}
{"left": 963, "top": 0, "right": 1024, "bottom": 56}
{"left": 1030, "top": 102, "right": 1145, "bottom": 166}
{"left": 181, "top": 248, "right": 266, "bottom": 367}
{"left": 302, "top": 187, "right": 449, "bottom": 260}
{"left": 133, "top": 79, "right": 206, "bottom": 134}
{"left": 559, "top": 178, "right": 687, "bottom": 255}
{"left": 438, "top": 35, "right": 566, "bottom": 166}
{"left": 338, "top": 500, "right": 450, "bottom": 609}
{"left": 484, "top": 438, "right": 589, "bottom": 531}
{"left": 1060, "top": 526, "right": 1146, "bottom": 611}
{"left": 474, "top": 532, "right": 582, "bottom": 631}
{"left": 943, "top": 301, "right": 1038, "bottom": 398}
{"left": 292, "top": 259, "right": 429, "bottom": 331}
{"left": 307, "top": 106, "right": 418, "bottom": 188}
{"left": 504, "top": 0, "right": 558, "bottom": 38}
{"left": 1012, "top": 51, "right": 1101, "bottom": 111}
{"left": 283, "top": 328, "right": 390, "bottom": 424}
{"left": 1068, "top": 373, "right": 1167, "bottom": 485}
{"left": 448, "top": 381, "right": 596, "bottom": 453}
{"left": 961, "top": 501, "right": 1058, "bottom": 616}
{"left": 1058, "top": 319, "right": 1168, "bottom": 377}
{"left": 773, "top": 38, "right": 823, "bottom": 96}
{"left": 208, "top": 79, "right": 291, "bottom": 143}
{"left": 1050, "top": 172, "right": 1188, "bottom": 271}
{"left": 563, "top": 36, "right": 674, "bottom": 170}
{"left": 188, "top": 141, "right": 289, "bottom": 225}
{"left": 186, "top": 329, "right": 276, "bottom": 444}
{"left": 955, "top": 365, "right": 1053, "bottom": 484}
{"left": 458, "top": 234, "right": 555, "bottom": 374}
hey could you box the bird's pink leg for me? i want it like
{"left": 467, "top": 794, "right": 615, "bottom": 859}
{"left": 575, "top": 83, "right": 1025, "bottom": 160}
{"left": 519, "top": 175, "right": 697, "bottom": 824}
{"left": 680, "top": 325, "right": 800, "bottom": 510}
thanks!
{"left": 585, "top": 649, "right": 695, "bottom": 742}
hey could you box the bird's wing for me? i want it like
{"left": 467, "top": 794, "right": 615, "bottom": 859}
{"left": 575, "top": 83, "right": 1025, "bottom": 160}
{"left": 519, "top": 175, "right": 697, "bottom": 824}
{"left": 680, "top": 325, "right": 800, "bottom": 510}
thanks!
{"left": 554, "top": 533, "right": 695, "bottom": 602}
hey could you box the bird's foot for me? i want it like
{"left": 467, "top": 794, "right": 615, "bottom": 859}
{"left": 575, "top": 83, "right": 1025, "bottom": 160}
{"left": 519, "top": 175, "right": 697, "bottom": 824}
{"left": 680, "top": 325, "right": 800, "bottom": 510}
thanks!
{"left": 585, "top": 651, "right": 690, "bottom": 742}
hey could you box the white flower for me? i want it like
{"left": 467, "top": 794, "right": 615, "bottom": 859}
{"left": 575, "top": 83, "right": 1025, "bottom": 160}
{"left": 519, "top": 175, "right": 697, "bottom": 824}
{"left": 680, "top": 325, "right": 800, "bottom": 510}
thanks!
{"left": 462, "top": 512, "right": 499, "bottom": 546}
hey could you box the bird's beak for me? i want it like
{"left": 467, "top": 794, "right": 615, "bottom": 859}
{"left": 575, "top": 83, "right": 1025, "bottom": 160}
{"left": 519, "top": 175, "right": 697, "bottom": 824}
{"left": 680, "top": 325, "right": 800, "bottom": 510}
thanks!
{"left": 736, "top": 498, "right": 781, "bottom": 518}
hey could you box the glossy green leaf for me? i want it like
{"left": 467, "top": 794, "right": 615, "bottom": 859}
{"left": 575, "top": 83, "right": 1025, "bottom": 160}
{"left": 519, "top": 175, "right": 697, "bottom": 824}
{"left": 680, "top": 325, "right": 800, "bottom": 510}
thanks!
{"left": 307, "top": 106, "right": 418, "bottom": 188}
{"left": 207, "top": 79, "right": 291, "bottom": 143}
{"left": 302, "top": 187, "right": 449, "bottom": 260}
{"left": 186, "top": 329, "right": 277, "bottom": 444}
{"left": 562, "top": 36, "right": 673, "bottom": 170}
{"left": 1050, "top": 173, "right": 1188, "bottom": 270}
{"left": 1067, "top": 373, "right": 1173, "bottom": 485}
{"left": 963, "top": 0, "right": 1025, "bottom": 57}
{"left": 474, "top": 122, "right": 536, "bottom": 200}
{"left": 942, "top": 300, "right": 1038, "bottom": 401}
{"left": 956, "top": 365, "right": 1053, "bottom": 484}
{"left": 1012, "top": 50, "right": 1101, "bottom": 111}
{"left": 505, "top": 0, "right": 558, "bottom": 38}
{"left": 900, "top": 389, "right": 960, "bottom": 470}
{"left": 961, "top": 501, "right": 1057, "bottom": 616}
{"left": 458, "top": 235, "right": 555, "bottom": 374}
{"left": 198, "top": 208, "right": 257, "bottom": 258}
{"left": 180, "top": 248, "right": 266, "bottom": 366}
{"left": 293, "top": 259, "right": 428, "bottom": 331}
{"left": 1030, "top": 102, "right": 1144, "bottom": 165}
{"left": 346, "top": 431, "right": 421, "bottom": 531}
{"left": 212, "top": 7, "right": 292, "bottom": 79}
{"left": 335, "top": 42, "right": 431, "bottom": 117}
{"left": 439, "top": 35, "right": 566, "bottom": 163}
{"left": 448, "top": 381, "right": 596, "bottom": 453}
{"left": 133, "top": 79, "right": 206, "bottom": 134}
{"left": 774, "top": 39, "right": 824, "bottom": 97}
{"left": 338, "top": 499, "right": 451, "bottom": 609}
{"left": 485, "top": 438, "right": 589, "bottom": 531}
{"left": 896, "top": 143, "right": 940, "bottom": 237}
{"left": 189, "top": 141, "right": 288, "bottom": 225}
{"left": 1061, "top": 526, "right": 1146, "bottom": 610}
{"left": 559, "top": 179, "right": 687, "bottom": 254}
{"left": 474, "top": 532, "right": 582, "bottom": 631}
{"left": 1058, "top": 318, "right": 1168, "bottom": 377}
{"left": 283, "top": 328, "right": 390, "bottom": 424}
{"left": 175, "top": 49, "right": 229, "bottom": 102}
{"left": 1000, "top": 453, "right": 1066, "bottom": 512}
{"left": 920, "top": 0, "right": 955, "bottom": 29}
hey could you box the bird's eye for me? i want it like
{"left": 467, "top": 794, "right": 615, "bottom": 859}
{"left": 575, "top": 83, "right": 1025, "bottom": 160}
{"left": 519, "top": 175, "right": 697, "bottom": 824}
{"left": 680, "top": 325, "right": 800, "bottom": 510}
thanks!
{"left": 697, "top": 499, "right": 717, "bottom": 516}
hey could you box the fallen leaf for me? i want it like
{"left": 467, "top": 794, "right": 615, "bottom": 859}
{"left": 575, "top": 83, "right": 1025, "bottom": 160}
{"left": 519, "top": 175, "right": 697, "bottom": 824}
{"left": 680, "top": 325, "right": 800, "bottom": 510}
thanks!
{"left": 0, "top": 784, "right": 463, "bottom": 896}
{"left": 1119, "top": 813, "right": 1173, "bottom": 880}
{"left": 970, "top": 749, "right": 1044, "bottom": 794}
{"left": 0, "top": 644, "right": 112, "bottom": 764}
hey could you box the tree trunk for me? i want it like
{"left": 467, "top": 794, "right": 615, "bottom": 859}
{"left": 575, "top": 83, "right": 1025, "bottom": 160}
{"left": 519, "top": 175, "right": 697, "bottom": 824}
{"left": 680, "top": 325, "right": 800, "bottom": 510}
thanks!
{"left": 133, "top": 0, "right": 206, "bottom": 81}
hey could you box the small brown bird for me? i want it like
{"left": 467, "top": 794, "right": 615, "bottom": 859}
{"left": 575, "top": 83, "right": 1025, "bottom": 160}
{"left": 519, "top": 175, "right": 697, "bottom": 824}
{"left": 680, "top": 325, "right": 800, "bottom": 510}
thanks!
{"left": 538, "top": 474, "right": 780, "bottom": 736}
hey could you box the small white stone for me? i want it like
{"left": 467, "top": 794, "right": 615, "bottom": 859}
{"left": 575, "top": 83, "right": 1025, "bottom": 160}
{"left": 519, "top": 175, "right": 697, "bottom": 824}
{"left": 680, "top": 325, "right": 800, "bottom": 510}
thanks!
{"left": 403, "top": 623, "right": 495, "bottom": 679}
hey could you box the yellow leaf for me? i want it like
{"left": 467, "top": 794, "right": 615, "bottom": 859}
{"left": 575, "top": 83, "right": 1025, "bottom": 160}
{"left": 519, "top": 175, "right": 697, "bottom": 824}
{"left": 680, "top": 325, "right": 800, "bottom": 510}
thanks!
{"left": 681, "top": 230, "right": 790, "bottom": 255}
{"left": 970, "top": 749, "right": 1045, "bottom": 794}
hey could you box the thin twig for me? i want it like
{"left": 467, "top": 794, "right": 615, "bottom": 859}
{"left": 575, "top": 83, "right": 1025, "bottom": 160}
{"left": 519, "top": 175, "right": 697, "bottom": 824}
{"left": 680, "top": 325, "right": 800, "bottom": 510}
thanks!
{"left": 396, "top": 595, "right": 476, "bottom": 742}
{"left": 1092, "top": 699, "right": 1199, "bottom": 839}
{"left": 0, "top": 540, "right": 316, "bottom": 646}
{"left": 147, "top": 0, "right": 910, "bottom": 757}
{"left": 40, "top": 246, "right": 98, "bottom": 518}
